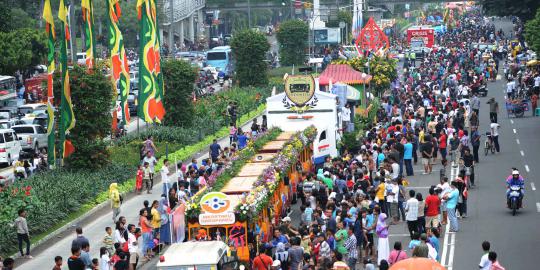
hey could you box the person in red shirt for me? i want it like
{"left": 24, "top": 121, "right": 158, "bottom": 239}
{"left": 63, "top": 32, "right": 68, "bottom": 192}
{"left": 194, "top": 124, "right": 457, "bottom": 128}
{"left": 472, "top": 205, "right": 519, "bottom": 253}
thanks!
{"left": 531, "top": 93, "right": 538, "bottom": 116}
{"left": 425, "top": 186, "right": 442, "bottom": 234}
{"left": 438, "top": 130, "right": 447, "bottom": 160}
{"left": 252, "top": 246, "right": 273, "bottom": 270}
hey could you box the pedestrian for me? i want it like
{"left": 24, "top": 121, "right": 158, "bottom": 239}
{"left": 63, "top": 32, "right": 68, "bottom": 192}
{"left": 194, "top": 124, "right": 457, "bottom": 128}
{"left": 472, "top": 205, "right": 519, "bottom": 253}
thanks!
{"left": 488, "top": 252, "right": 506, "bottom": 270}
{"left": 2, "top": 258, "right": 14, "bottom": 270}
{"left": 287, "top": 237, "right": 304, "bottom": 270}
{"left": 490, "top": 121, "right": 500, "bottom": 153}
{"left": 405, "top": 190, "right": 419, "bottom": 238}
{"left": 273, "top": 243, "right": 289, "bottom": 270}
{"left": 252, "top": 246, "right": 273, "bottom": 270}
{"left": 158, "top": 195, "right": 172, "bottom": 245}
{"left": 109, "top": 183, "right": 121, "bottom": 223}
{"left": 67, "top": 246, "right": 85, "bottom": 270}
{"left": 79, "top": 243, "right": 92, "bottom": 269}
{"left": 424, "top": 186, "right": 441, "bottom": 233}
{"left": 103, "top": 227, "right": 114, "bottom": 256}
{"left": 479, "top": 241, "right": 492, "bottom": 270}
{"left": 142, "top": 135, "right": 158, "bottom": 157}
{"left": 344, "top": 226, "right": 358, "bottom": 269}
{"left": 142, "top": 162, "right": 152, "bottom": 194}
{"left": 99, "top": 247, "right": 111, "bottom": 270}
{"left": 444, "top": 181, "right": 460, "bottom": 232}
{"left": 487, "top": 97, "right": 499, "bottom": 123}
{"left": 376, "top": 213, "right": 390, "bottom": 265}
{"left": 471, "top": 126, "right": 481, "bottom": 163}
{"left": 13, "top": 209, "right": 31, "bottom": 258}
{"left": 71, "top": 227, "right": 89, "bottom": 250}
{"left": 228, "top": 124, "right": 237, "bottom": 145}
{"left": 209, "top": 139, "right": 222, "bottom": 163}
{"left": 388, "top": 241, "right": 408, "bottom": 265}
{"left": 52, "top": 256, "right": 63, "bottom": 270}
{"left": 135, "top": 165, "right": 143, "bottom": 194}
{"left": 139, "top": 209, "right": 153, "bottom": 261}
{"left": 160, "top": 159, "right": 172, "bottom": 195}
{"left": 531, "top": 93, "right": 538, "bottom": 116}
{"left": 420, "top": 136, "right": 433, "bottom": 174}
{"left": 471, "top": 93, "right": 480, "bottom": 116}
{"left": 142, "top": 152, "right": 157, "bottom": 191}
{"left": 416, "top": 192, "right": 426, "bottom": 234}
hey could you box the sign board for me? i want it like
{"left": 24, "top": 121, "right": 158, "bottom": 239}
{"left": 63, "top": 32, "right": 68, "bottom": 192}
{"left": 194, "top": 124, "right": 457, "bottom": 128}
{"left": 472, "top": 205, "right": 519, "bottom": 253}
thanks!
{"left": 199, "top": 212, "right": 236, "bottom": 225}
{"left": 200, "top": 192, "right": 231, "bottom": 214}
{"left": 314, "top": 28, "right": 341, "bottom": 44}
{"left": 405, "top": 3, "right": 410, "bottom": 10}
{"left": 285, "top": 75, "right": 315, "bottom": 106}
{"left": 407, "top": 27, "right": 435, "bottom": 48}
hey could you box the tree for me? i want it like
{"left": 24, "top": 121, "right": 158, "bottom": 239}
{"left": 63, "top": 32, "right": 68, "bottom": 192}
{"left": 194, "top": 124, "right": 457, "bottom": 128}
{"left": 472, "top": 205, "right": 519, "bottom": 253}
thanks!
{"left": 0, "top": 28, "right": 47, "bottom": 76}
{"left": 60, "top": 64, "right": 114, "bottom": 169}
{"left": 230, "top": 29, "right": 270, "bottom": 87}
{"left": 162, "top": 59, "right": 197, "bottom": 127}
{"left": 276, "top": 20, "right": 309, "bottom": 66}
{"left": 480, "top": 0, "right": 540, "bottom": 21}
{"left": 525, "top": 8, "right": 540, "bottom": 53}
{"left": 333, "top": 56, "right": 397, "bottom": 97}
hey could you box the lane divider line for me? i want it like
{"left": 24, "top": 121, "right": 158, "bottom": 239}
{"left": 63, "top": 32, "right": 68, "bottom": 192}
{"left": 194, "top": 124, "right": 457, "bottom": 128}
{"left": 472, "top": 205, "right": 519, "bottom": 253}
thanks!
{"left": 510, "top": 119, "right": 514, "bottom": 124}
{"left": 441, "top": 222, "right": 450, "bottom": 267}
{"left": 447, "top": 232, "right": 456, "bottom": 270}
{"left": 536, "top": 202, "right": 540, "bottom": 213}
{"left": 516, "top": 139, "right": 520, "bottom": 145}
{"left": 513, "top": 128, "right": 517, "bottom": 134}
{"left": 531, "top": 182, "right": 536, "bottom": 191}
{"left": 525, "top": 165, "right": 530, "bottom": 172}
{"left": 520, "top": 150, "right": 525, "bottom": 156}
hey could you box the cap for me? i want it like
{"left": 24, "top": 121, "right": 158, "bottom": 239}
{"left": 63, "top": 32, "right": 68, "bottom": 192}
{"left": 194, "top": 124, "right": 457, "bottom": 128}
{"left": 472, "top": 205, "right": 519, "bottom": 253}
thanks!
{"left": 323, "top": 171, "right": 330, "bottom": 176}
{"left": 512, "top": 170, "right": 519, "bottom": 175}
{"left": 282, "top": 216, "right": 291, "bottom": 222}
{"left": 317, "top": 233, "right": 325, "bottom": 238}
{"left": 272, "top": 260, "right": 281, "bottom": 267}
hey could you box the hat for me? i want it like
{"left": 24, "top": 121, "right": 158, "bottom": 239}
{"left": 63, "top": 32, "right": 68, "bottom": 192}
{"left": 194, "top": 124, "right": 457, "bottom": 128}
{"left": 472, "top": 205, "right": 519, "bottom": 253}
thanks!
{"left": 272, "top": 260, "right": 281, "bottom": 267}
{"left": 512, "top": 170, "right": 519, "bottom": 175}
{"left": 323, "top": 171, "right": 330, "bottom": 176}
{"left": 282, "top": 216, "right": 291, "bottom": 222}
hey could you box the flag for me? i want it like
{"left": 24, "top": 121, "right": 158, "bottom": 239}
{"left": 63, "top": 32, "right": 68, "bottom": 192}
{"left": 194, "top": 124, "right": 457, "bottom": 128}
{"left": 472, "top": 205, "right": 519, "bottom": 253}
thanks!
{"left": 443, "top": 8, "right": 449, "bottom": 23}
{"left": 43, "top": 0, "right": 56, "bottom": 167}
{"left": 81, "top": 0, "right": 96, "bottom": 68}
{"left": 58, "top": 0, "right": 76, "bottom": 161}
{"left": 137, "top": 0, "right": 165, "bottom": 124}
{"left": 107, "top": 0, "right": 130, "bottom": 126}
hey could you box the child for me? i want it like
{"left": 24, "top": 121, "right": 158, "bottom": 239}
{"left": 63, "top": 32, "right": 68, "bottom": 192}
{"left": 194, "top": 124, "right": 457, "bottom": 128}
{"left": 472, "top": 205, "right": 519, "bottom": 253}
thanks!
{"left": 143, "top": 162, "right": 152, "bottom": 194}
{"left": 136, "top": 165, "right": 143, "bottom": 194}
{"left": 364, "top": 258, "right": 376, "bottom": 270}
{"left": 103, "top": 227, "right": 114, "bottom": 256}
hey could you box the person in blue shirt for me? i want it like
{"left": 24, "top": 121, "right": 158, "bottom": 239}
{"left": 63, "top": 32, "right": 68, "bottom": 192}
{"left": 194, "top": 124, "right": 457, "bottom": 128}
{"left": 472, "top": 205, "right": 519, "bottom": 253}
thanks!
{"left": 428, "top": 229, "right": 440, "bottom": 261}
{"left": 377, "top": 148, "right": 386, "bottom": 168}
{"left": 237, "top": 130, "right": 248, "bottom": 150}
{"left": 444, "top": 182, "right": 460, "bottom": 232}
{"left": 403, "top": 137, "right": 414, "bottom": 176}
{"left": 267, "top": 229, "right": 288, "bottom": 248}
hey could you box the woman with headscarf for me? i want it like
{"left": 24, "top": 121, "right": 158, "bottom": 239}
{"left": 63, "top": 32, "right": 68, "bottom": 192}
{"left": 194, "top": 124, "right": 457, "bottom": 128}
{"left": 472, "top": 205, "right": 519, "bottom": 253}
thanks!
{"left": 109, "top": 183, "right": 121, "bottom": 223}
{"left": 158, "top": 195, "right": 171, "bottom": 245}
{"left": 376, "top": 213, "right": 391, "bottom": 265}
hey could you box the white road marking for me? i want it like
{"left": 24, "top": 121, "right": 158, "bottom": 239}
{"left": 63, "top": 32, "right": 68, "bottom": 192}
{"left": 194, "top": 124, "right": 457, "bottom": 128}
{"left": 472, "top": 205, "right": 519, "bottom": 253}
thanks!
{"left": 536, "top": 202, "right": 540, "bottom": 213}
{"left": 513, "top": 128, "right": 517, "bottom": 134}
{"left": 531, "top": 182, "right": 536, "bottom": 191}
{"left": 510, "top": 119, "right": 514, "bottom": 124}
{"left": 388, "top": 233, "right": 411, "bottom": 237}
{"left": 520, "top": 150, "right": 525, "bottom": 156}
{"left": 441, "top": 219, "right": 450, "bottom": 267}
{"left": 516, "top": 139, "right": 520, "bottom": 144}
{"left": 447, "top": 233, "right": 456, "bottom": 270}
{"left": 525, "top": 165, "right": 530, "bottom": 172}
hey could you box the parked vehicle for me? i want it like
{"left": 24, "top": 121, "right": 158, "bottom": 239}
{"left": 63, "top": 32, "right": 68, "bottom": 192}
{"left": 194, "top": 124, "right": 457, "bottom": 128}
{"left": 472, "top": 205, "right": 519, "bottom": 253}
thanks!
{"left": 17, "top": 103, "right": 47, "bottom": 117}
{"left": 0, "top": 128, "right": 22, "bottom": 166}
{"left": 12, "top": 124, "right": 47, "bottom": 154}
{"left": 13, "top": 116, "right": 48, "bottom": 130}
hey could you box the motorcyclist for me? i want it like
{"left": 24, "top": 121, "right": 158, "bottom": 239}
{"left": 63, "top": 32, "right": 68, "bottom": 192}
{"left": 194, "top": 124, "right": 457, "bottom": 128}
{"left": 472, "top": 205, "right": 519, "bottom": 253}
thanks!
{"left": 217, "top": 70, "right": 226, "bottom": 79}
{"left": 506, "top": 169, "right": 525, "bottom": 208}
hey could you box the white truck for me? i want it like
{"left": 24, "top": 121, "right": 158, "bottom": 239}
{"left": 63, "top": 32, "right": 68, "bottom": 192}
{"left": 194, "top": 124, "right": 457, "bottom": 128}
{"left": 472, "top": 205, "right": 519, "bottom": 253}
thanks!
{"left": 11, "top": 124, "right": 47, "bottom": 154}
{"left": 157, "top": 241, "right": 239, "bottom": 270}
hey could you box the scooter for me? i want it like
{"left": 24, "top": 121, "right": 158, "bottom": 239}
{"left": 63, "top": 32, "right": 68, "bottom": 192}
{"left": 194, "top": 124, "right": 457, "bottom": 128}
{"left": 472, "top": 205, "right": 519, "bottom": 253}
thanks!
{"left": 508, "top": 185, "right": 522, "bottom": 216}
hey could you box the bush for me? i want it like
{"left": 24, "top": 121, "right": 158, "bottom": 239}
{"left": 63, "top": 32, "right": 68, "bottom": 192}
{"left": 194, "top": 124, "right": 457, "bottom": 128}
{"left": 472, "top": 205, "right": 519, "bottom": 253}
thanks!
{"left": 231, "top": 29, "right": 270, "bottom": 87}
{"left": 0, "top": 164, "right": 133, "bottom": 256}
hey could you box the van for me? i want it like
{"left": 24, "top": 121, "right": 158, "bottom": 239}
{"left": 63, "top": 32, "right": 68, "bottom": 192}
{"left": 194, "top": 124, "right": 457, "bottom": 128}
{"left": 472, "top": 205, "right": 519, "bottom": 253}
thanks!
{"left": 17, "top": 104, "right": 47, "bottom": 116}
{"left": 156, "top": 241, "right": 239, "bottom": 270}
{"left": 0, "top": 129, "right": 22, "bottom": 166}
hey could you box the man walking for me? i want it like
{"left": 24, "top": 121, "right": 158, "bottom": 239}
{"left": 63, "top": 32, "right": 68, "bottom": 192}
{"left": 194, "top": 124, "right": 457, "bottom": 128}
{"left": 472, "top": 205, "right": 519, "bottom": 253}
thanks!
{"left": 344, "top": 226, "right": 358, "bottom": 269}
{"left": 487, "top": 98, "right": 499, "bottom": 123}
{"left": 209, "top": 139, "right": 222, "bottom": 163}
{"left": 14, "top": 209, "right": 32, "bottom": 258}
{"left": 109, "top": 183, "right": 121, "bottom": 223}
{"left": 490, "top": 121, "right": 500, "bottom": 153}
{"left": 404, "top": 137, "right": 414, "bottom": 176}
{"left": 405, "top": 190, "right": 419, "bottom": 238}
{"left": 471, "top": 127, "right": 481, "bottom": 163}
{"left": 471, "top": 94, "right": 480, "bottom": 116}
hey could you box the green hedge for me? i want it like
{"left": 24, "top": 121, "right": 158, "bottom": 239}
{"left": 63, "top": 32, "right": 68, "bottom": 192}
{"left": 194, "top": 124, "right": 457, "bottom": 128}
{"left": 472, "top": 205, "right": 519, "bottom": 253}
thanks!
{"left": 0, "top": 165, "right": 133, "bottom": 256}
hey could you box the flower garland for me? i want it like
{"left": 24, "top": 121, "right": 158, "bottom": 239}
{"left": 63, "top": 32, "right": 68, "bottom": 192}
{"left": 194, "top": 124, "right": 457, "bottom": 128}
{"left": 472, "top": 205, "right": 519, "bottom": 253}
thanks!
{"left": 236, "top": 126, "right": 317, "bottom": 220}
{"left": 185, "top": 128, "right": 282, "bottom": 218}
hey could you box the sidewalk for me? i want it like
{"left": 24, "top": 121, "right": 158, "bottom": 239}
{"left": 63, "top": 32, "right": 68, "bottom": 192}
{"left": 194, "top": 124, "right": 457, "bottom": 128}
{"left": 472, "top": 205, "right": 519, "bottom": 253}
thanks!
{"left": 15, "top": 114, "right": 263, "bottom": 270}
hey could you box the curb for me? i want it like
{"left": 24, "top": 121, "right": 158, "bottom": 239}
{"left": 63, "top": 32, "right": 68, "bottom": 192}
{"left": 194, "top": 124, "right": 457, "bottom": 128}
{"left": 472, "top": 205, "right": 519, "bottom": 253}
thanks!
{"left": 10, "top": 111, "right": 264, "bottom": 260}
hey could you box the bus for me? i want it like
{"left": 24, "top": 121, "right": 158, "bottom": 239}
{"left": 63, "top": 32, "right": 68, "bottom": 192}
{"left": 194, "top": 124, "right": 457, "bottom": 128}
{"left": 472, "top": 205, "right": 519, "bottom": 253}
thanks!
{"left": 185, "top": 129, "right": 314, "bottom": 262}
{"left": 0, "top": 76, "right": 18, "bottom": 107}
{"left": 205, "top": 46, "right": 234, "bottom": 78}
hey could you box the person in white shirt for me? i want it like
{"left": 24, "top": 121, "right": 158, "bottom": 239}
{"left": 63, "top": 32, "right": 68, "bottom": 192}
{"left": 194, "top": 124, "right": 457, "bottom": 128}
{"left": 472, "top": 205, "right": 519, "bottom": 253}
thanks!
{"left": 506, "top": 79, "right": 516, "bottom": 99}
{"left": 478, "top": 241, "right": 492, "bottom": 270}
{"left": 142, "top": 152, "right": 157, "bottom": 190}
{"left": 161, "top": 159, "right": 172, "bottom": 195}
{"left": 385, "top": 179, "right": 400, "bottom": 224}
{"left": 99, "top": 247, "right": 111, "bottom": 270}
{"left": 342, "top": 104, "right": 351, "bottom": 132}
{"left": 405, "top": 189, "right": 419, "bottom": 238}
{"left": 490, "top": 122, "right": 500, "bottom": 152}
{"left": 127, "top": 225, "right": 139, "bottom": 268}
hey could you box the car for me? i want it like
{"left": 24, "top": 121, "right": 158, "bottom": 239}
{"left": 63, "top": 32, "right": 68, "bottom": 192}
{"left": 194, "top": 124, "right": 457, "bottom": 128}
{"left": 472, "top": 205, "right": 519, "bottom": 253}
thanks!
{"left": 11, "top": 124, "right": 47, "bottom": 155}
{"left": 0, "top": 128, "right": 22, "bottom": 166}
{"left": 13, "top": 116, "right": 48, "bottom": 130}
{"left": 17, "top": 103, "right": 47, "bottom": 117}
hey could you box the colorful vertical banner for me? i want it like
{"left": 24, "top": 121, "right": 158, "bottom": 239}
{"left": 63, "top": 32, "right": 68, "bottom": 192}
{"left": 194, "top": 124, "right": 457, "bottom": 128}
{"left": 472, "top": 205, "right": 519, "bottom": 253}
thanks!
{"left": 58, "top": 0, "right": 76, "bottom": 161}
{"left": 137, "top": 0, "right": 165, "bottom": 124}
{"left": 43, "top": 0, "right": 56, "bottom": 167}
{"left": 81, "top": 0, "right": 96, "bottom": 68}
{"left": 352, "top": 0, "right": 363, "bottom": 39}
{"left": 107, "top": 0, "right": 130, "bottom": 126}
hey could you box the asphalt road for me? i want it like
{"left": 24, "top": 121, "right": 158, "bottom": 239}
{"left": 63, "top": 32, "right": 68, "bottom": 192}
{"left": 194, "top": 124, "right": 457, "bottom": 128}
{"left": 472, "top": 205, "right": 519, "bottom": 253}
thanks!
{"left": 452, "top": 18, "right": 540, "bottom": 270}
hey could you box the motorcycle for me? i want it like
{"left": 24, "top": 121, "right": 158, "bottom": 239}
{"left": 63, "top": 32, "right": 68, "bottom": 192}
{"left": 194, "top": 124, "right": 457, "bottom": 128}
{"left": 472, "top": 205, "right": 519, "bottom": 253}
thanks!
{"left": 218, "top": 76, "right": 224, "bottom": 87}
{"left": 508, "top": 185, "right": 522, "bottom": 216}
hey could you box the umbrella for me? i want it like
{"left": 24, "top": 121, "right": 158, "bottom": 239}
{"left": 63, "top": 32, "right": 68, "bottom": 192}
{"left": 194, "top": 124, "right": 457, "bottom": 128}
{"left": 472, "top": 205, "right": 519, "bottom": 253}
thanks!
{"left": 390, "top": 258, "right": 446, "bottom": 270}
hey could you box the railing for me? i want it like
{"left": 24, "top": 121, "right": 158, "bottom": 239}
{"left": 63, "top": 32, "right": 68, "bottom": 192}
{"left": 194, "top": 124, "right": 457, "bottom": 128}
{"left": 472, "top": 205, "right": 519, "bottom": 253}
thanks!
{"left": 160, "top": 0, "right": 206, "bottom": 25}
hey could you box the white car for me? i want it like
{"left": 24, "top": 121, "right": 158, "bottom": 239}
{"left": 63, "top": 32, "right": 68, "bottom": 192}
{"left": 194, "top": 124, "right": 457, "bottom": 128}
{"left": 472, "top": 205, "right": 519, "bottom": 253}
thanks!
{"left": 12, "top": 124, "right": 47, "bottom": 154}
{"left": 17, "top": 103, "right": 47, "bottom": 116}
{"left": 0, "top": 129, "right": 22, "bottom": 166}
